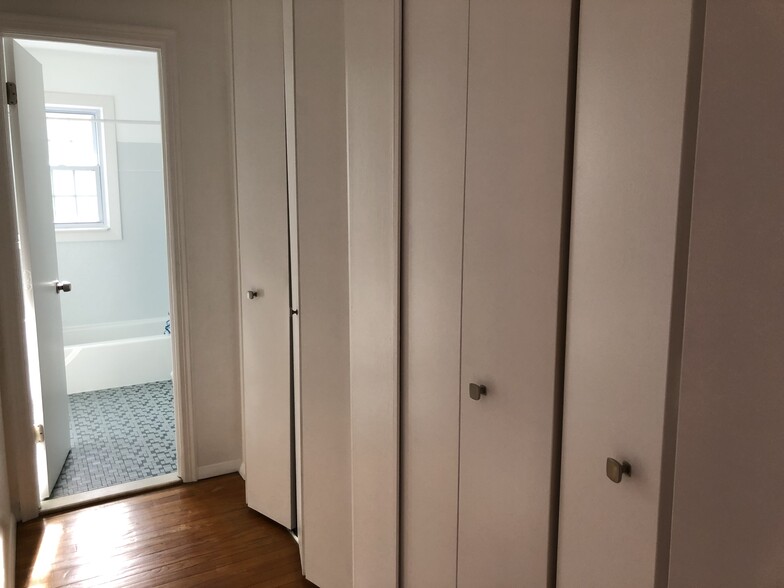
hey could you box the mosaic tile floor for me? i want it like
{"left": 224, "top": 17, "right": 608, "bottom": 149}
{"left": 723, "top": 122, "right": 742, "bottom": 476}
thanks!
{"left": 48, "top": 380, "right": 177, "bottom": 499}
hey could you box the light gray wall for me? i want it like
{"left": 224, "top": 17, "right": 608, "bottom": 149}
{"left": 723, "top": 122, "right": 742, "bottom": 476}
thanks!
{"left": 0, "top": 0, "right": 242, "bottom": 475}
{"left": 668, "top": 2, "right": 784, "bottom": 585}
{"left": 27, "top": 43, "right": 170, "bottom": 331}
{"left": 57, "top": 142, "right": 169, "bottom": 329}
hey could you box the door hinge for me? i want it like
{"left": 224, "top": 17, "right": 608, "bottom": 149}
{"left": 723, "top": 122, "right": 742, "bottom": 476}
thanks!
{"left": 34, "top": 424, "right": 44, "bottom": 443}
{"left": 5, "top": 82, "right": 17, "bottom": 106}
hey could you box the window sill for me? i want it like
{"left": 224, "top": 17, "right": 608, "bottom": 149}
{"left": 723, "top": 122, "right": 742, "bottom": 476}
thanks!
{"left": 55, "top": 226, "right": 122, "bottom": 243}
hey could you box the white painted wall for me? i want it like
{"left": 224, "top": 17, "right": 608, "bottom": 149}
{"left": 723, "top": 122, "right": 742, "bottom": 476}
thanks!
{"left": 668, "top": 2, "right": 784, "bottom": 585}
{"left": 0, "top": 0, "right": 242, "bottom": 477}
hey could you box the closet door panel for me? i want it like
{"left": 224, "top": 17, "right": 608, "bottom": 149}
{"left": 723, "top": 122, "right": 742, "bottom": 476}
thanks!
{"left": 401, "top": 0, "right": 469, "bottom": 586}
{"left": 457, "top": 1, "right": 574, "bottom": 585}
{"left": 233, "top": 0, "right": 293, "bottom": 529}
{"left": 556, "top": 2, "right": 698, "bottom": 586}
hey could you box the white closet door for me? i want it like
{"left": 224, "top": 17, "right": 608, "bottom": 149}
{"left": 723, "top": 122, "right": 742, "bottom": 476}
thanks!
{"left": 457, "top": 2, "right": 574, "bottom": 585}
{"left": 556, "top": 2, "right": 698, "bottom": 586}
{"left": 232, "top": 0, "right": 293, "bottom": 529}
{"left": 400, "top": 0, "right": 468, "bottom": 585}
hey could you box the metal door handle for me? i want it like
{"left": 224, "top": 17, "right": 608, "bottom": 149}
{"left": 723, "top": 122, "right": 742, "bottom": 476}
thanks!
{"left": 247, "top": 290, "right": 258, "bottom": 300}
{"left": 55, "top": 280, "right": 71, "bottom": 294}
{"left": 606, "top": 458, "right": 631, "bottom": 483}
{"left": 468, "top": 383, "right": 487, "bottom": 401}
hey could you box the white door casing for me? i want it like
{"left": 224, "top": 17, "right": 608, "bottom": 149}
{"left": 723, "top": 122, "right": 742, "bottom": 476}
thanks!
{"left": 0, "top": 15, "right": 198, "bottom": 518}
{"left": 4, "top": 39, "right": 71, "bottom": 498}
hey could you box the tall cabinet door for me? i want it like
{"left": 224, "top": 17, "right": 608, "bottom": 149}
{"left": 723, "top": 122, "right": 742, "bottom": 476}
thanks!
{"left": 556, "top": 3, "right": 699, "bottom": 587}
{"left": 457, "top": 1, "right": 575, "bottom": 585}
{"left": 232, "top": 0, "right": 293, "bottom": 529}
{"left": 400, "top": 0, "right": 469, "bottom": 585}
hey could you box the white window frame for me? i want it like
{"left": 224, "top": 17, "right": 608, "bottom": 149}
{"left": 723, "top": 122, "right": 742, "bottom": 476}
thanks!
{"left": 46, "top": 92, "right": 122, "bottom": 242}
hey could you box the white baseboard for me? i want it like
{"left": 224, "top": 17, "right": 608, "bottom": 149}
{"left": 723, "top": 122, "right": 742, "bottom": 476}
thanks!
{"left": 197, "top": 459, "right": 242, "bottom": 480}
{"left": 239, "top": 461, "right": 246, "bottom": 480}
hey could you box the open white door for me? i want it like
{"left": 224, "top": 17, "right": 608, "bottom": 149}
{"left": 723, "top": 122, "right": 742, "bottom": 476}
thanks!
{"left": 232, "top": 0, "right": 293, "bottom": 529}
{"left": 4, "top": 39, "right": 71, "bottom": 498}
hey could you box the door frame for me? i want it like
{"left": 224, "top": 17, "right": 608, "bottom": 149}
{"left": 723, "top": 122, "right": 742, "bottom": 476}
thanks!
{"left": 0, "top": 13, "right": 196, "bottom": 519}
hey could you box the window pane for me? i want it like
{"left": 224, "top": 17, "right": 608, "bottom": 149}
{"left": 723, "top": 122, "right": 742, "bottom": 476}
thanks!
{"left": 53, "top": 196, "right": 78, "bottom": 224}
{"left": 46, "top": 113, "right": 99, "bottom": 167}
{"left": 46, "top": 107, "right": 109, "bottom": 229}
{"left": 74, "top": 169, "right": 98, "bottom": 196}
{"left": 76, "top": 196, "right": 100, "bottom": 223}
{"left": 52, "top": 169, "right": 75, "bottom": 196}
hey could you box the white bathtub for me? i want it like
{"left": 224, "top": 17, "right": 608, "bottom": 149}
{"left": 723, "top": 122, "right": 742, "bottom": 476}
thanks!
{"left": 63, "top": 318, "right": 173, "bottom": 394}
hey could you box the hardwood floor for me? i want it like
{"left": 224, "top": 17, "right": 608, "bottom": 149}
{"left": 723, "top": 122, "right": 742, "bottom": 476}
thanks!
{"left": 15, "top": 474, "right": 313, "bottom": 587}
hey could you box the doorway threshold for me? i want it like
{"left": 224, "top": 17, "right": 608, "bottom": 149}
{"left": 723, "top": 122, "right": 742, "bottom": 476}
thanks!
{"left": 40, "top": 472, "right": 181, "bottom": 515}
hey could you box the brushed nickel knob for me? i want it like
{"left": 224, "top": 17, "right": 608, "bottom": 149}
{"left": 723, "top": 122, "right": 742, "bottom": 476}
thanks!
{"left": 247, "top": 290, "right": 258, "bottom": 300}
{"left": 468, "top": 383, "right": 487, "bottom": 401}
{"left": 606, "top": 458, "right": 631, "bottom": 483}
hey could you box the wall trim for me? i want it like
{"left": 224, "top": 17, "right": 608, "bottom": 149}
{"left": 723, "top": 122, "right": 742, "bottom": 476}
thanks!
{"left": 0, "top": 13, "right": 197, "bottom": 522}
{"left": 197, "top": 459, "right": 242, "bottom": 480}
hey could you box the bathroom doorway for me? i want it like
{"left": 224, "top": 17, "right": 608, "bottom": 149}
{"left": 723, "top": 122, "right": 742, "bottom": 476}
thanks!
{"left": 4, "top": 37, "right": 180, "bottom": 507}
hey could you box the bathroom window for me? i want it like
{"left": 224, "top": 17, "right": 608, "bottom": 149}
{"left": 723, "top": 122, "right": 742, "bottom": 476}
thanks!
{"left": 46, "top": 93, "right": 122, "bottom": 241}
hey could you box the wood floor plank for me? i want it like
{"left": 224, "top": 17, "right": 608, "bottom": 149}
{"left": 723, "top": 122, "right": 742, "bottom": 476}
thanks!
{"left": 15, "top": 474, "right": 314, "bottom": 587}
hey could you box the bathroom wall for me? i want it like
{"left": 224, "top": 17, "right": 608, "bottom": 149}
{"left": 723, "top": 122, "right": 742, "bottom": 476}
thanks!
{"left": 23, "top": 45, "right": 170, "bottom": 335}
{"left": 56, "top": 142, "right": 169, "bottom": 332}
